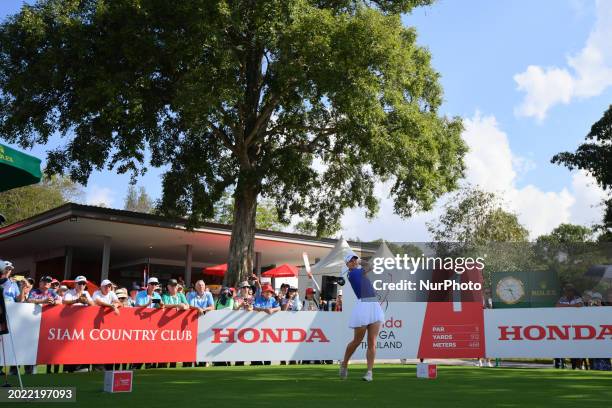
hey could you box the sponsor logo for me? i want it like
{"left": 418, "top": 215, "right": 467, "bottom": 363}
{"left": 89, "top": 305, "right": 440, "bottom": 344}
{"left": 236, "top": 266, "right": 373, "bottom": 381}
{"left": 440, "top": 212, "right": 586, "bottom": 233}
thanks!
{"left": 47, "top": 328, "right": 192, "bottom": 342}
{"left": 383, "top": 317, "right": 403, "bottom": 328}
{"left": 498, "top": 325, "right": 612, "bottom": 341}
{"left": 211, "top": 328, "right": 330, "bottom": 344}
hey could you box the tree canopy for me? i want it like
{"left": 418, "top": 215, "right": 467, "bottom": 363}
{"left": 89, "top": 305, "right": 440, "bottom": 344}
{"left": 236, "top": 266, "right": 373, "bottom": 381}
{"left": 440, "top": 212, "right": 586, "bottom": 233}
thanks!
{"left": 0, "top": 0, "right": 466, "bottom": 284}
{"left": 124, "top": 185, "right": 154, "bottom": 213}
{"left": 536, "top": 223, "right": 594, "bottom": 245}
{"left": 427, "top": 186, "right": 529, "bottom": 244}
{"left": 0, "top": 174, "right": 82, "bottom": 223}
{"left": 210, "top": 193, "right": 289, "bottom": 232}
{"left": 552, "top": 105, "right": 611, "bottom": 241}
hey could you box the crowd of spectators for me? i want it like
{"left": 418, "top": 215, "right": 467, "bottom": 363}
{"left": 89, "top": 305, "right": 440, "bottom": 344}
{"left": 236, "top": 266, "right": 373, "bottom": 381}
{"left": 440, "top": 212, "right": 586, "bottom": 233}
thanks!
{"left": 0, "top": 258, "right": 341, "bottom": 314}
{"left": 554, "top": 283, "right": 612, "bottom": 371}
{"left": 0, "top": 258, "right": 341, "bottom": 374}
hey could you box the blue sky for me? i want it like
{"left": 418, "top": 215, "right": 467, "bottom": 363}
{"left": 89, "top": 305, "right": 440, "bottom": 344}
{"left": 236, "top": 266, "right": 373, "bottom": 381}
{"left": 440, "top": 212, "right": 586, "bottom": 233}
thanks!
{"left": 1, "top": 0, "right": 610, "bottom": 240}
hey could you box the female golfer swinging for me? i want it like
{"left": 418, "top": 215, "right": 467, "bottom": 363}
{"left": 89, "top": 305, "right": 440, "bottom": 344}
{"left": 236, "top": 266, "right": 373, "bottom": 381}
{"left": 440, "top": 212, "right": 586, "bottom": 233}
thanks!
{"left": 339, "top": 254, "right": 384, "bottom": 382}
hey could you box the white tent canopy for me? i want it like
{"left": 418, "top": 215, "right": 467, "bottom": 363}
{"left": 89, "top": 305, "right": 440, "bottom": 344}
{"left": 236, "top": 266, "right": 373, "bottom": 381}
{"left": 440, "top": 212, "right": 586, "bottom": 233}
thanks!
{"left": 298, "top": 237, "right": 359, "bottom": 293}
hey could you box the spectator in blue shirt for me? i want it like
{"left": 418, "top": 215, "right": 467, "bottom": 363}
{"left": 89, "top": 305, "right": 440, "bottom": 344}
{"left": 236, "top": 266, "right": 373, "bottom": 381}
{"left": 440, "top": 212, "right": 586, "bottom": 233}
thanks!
{"left": 135, "top": 277, "right": 163, "bottom": 308}
{"left": 28, "top": 275, "right": 61, "bottom": 305}
{"left": 187, "top": 280, "right": 214, "bottom": 315}
{"left": 253, "top": 284, "right": 280, "bottom": 315}
{"left": 0, "top": 260, "right": 20, "bottom": 304}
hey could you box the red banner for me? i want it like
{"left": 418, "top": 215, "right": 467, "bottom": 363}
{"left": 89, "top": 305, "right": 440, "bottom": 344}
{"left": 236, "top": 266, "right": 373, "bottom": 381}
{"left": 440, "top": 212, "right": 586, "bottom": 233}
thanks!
{"left": 36, "top": 305, "right": 198, "bottom": 364}
{"left": 417, "top": 301, "right": 485, "bottom": 358}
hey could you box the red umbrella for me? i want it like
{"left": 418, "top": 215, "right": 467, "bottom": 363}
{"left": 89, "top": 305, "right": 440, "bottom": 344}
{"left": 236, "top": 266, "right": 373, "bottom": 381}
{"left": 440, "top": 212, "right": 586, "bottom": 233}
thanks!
{"left": 262, "top": 264, "right": 298, "bottom": 278}
{"left": 202, "top": 263, "right": 227, "bottom": 276}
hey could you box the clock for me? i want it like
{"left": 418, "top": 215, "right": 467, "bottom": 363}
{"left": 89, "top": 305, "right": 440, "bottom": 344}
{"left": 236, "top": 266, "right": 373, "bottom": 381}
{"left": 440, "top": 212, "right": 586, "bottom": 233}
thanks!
{"left": 496, "top": 276, "right": 525, "bottom": 305}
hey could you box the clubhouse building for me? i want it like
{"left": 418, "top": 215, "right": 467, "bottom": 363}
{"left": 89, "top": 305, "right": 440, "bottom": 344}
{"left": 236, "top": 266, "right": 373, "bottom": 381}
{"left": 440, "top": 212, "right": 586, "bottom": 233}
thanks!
{"left": 0, "top": 203, "right": 371, "bottom": 288}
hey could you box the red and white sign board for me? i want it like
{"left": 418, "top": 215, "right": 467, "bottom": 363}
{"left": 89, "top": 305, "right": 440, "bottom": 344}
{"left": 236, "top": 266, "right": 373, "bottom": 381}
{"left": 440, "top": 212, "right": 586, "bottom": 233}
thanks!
{"left": 485, "top": 307, "right": 612, "bottom": 358}
{"left": 104, "top": 371, "right": 133, "bottom": 393}
{"left": 197, "top": 309, "right": 345, "bottom": 361}
{"left": 2, "top": 303, "right": 611, "bottom": 364}
{"left": 37, "top": 304, "right": 198, "bottom": 364}
{"left": 416, "top": 363, "right": 437, "bottom": 378}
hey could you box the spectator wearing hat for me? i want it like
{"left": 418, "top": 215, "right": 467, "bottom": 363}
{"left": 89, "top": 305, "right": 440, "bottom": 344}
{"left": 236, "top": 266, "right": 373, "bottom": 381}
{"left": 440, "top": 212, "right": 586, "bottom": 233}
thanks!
{"left": 128, "top": 283, "right": 140, "bottom": 307}
{"left": 253, "top": 284, "right": 280, "bottom": 314}
{"left": 50, "top": 278, "right": 60, "bottom": 292}
{"left": 27, "top": 275, "right": 61, "bottom": 305}
{"left": 234, "top": 281, "right": 254, "bottom": 311}
{"left": 302, "top": 287, "right": 320, "bottom": 311}
{"left": 93, "top": 279, "right": 121, "bottom": 315}
{"left": 303, "top": 263, "right": 323, "bottom": 310}
{"left": 57, "top": 285, "right": 68, "bottom": 298}
{"left": 187, "top": 280, "right": 214, "bottom": 316}
{"left": 281, "top": 286, "right": 302, "bottom": 311}
{"left": 335, "top": 290, "right": 343, "bottom": 312}
{"left": 162, "top": 279, "right": 189, "bottom": 310}
{"left": 116, "top": 288, "right": 131, "bottom": 307}
{"left": 135, "top": 277, "right": 163, "bottom": 308}
{"left": 250, "top": 284, "right": 279, "bottom": 366}
{"left": 582, "top": 290, "right": 593, "bottom": 306}
{"left": 0, "top": 260, "right": 20, "bottom": 304}
{"left": 63, "top": 276, "right": 93, "bottom": 306}
{"left": 591, "top": 292, "right": 603, "bottom": 306}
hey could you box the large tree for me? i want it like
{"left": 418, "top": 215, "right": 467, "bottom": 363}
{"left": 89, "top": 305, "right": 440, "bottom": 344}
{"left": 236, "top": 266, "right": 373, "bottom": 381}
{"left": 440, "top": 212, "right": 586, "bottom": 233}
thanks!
{"left": 427, "top": 186, "right": 530, "bottom": 286}
{"left": 0, "top": 0, "right": 466, "bottom": 285}
{"left": 427, "top": 186, "right": 529, "bottom": 245}
{"left": 552, "top": 105, "right": 611, "bottom": 241}
{"left": 211, "top": 192, "right": 289, "bottom": 232}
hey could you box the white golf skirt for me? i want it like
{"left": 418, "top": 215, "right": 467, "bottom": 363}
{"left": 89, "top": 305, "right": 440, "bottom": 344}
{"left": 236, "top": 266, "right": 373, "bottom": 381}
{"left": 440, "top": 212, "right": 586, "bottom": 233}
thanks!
{"left": 349, "top": 298, "right": 384, "bottom": 328}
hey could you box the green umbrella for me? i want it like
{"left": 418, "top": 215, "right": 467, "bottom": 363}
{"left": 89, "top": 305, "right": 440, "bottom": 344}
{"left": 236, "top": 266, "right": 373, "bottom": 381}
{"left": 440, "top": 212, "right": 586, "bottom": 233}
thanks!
{"left": 0, "top": 143, "right": 42, "bottom": 192}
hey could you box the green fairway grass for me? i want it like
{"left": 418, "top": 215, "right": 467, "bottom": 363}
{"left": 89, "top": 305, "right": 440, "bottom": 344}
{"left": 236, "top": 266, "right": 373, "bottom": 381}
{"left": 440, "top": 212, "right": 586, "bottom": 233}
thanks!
{"left": 2, "top": 364, "right": 611, "bottom": 407}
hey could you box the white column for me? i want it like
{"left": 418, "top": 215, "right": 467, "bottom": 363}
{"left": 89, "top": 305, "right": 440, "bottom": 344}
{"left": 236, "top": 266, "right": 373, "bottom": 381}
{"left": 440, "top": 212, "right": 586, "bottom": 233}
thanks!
{"left": 63, "top": 247, "right": 73, "bottom": 280}
{"left": 101, "top": 236, "right": 111, "bottom": 281}
{"left": 185, "top": 244, "right": 193, "bottom": 286}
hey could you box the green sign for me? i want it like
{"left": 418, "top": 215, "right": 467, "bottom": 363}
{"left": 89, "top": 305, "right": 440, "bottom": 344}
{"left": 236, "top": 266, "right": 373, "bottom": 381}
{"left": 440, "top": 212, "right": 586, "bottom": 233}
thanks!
{"left": 492, "top": 271, "right": 530, "bottom": 308}
{"left": 0, "top": 143, "right": 42, "bottom": 192}
{"left": 492, "top": 270, "right": 559, "bottom": 308}
{"left": 528, "top": 270, "right": 559, "bottom": 307}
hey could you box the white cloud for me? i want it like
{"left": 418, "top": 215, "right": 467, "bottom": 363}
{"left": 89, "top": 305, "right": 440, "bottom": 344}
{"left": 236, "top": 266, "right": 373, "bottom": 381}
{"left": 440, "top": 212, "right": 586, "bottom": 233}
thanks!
{"left": 461, "top": 113, "right": 578, "bottom": 237}
{"left": 514, "top": 66, "right": 575, "bottom": 120}
{"left": 462, "top": 112, "right": 516, "bottom": 192}
{"left": 514, "top": 0, "right": 612, "bottom": 120}
{"left": 85, "top": 185, "right": 115, "bottom": 207}
{"left": 340, "top": 112, "right": 605, "bottom": 241}
{"left": 568, "top": 169, "right": 607, "bottom": 226}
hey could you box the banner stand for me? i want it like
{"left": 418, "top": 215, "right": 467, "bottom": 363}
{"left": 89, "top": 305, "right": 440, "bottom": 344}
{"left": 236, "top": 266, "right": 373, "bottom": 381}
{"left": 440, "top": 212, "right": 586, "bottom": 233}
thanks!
{"left": 0, "top": 292, "right": 23, "bottom": 389}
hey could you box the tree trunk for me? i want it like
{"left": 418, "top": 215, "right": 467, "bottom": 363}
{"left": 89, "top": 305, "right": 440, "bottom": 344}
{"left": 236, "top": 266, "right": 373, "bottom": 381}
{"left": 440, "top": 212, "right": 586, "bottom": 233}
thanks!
{"left": 225, "top": 178, "right": 258, "bottom": 287}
